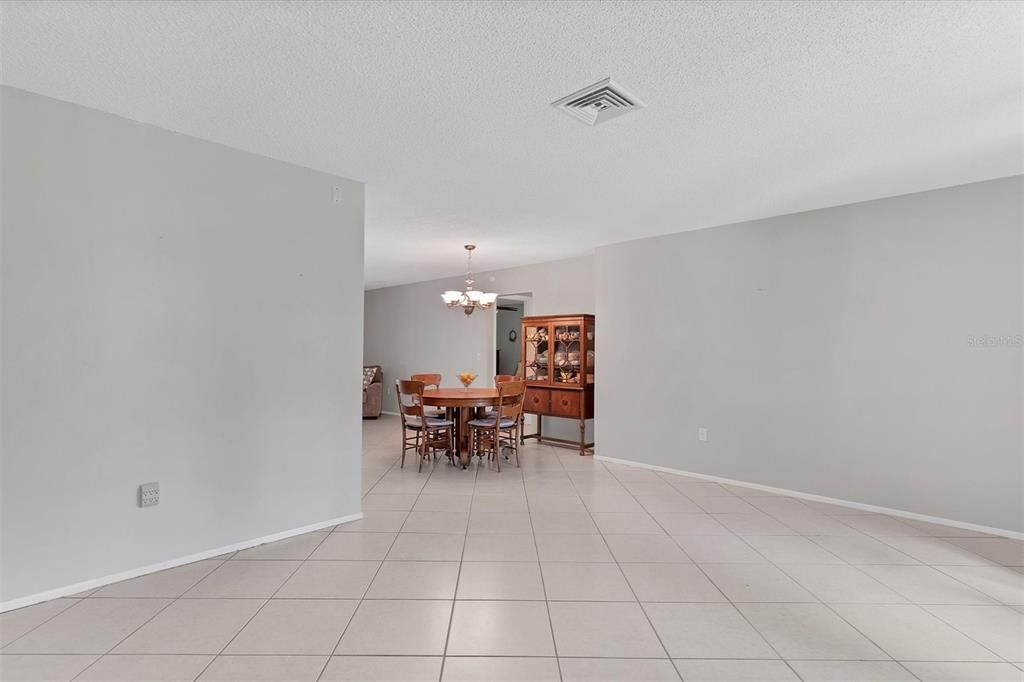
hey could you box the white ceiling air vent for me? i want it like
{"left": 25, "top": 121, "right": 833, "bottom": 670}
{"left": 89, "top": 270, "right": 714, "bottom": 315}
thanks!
{"left": 551, "top": 77, "right": 645, "bottom": 126}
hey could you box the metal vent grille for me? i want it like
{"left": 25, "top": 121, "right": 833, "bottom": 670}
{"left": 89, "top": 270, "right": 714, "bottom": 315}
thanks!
{"left": 552, "top": 77, "right": 645, "bottom": 126}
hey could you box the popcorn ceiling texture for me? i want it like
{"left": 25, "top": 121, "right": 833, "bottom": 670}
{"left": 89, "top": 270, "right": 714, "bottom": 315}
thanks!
{"left": 2, "top": 0, "right": 1021, "bottom": 287}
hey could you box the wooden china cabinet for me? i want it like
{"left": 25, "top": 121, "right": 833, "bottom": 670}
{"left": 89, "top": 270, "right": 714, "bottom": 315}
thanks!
{"left": 520, "top": 314, "right": 594, "bottom": 455}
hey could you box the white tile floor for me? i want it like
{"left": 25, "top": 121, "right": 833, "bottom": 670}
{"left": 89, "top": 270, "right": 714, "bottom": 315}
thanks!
{"left": 2, "top": 415, "right": 1023, "bottom": 681}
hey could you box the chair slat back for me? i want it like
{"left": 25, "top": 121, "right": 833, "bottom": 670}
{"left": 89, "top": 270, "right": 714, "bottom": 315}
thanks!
{"left": 494, "top": 374, "right": 517, "bottom": 386}
{"left": 410, "top": 373, "right": 442, "bottom": 389}
{"left": 396, "top": 379, "right": 426, "bottom": 421}
{"left": 497, "top": 380, "right": 527, "bottom": 420}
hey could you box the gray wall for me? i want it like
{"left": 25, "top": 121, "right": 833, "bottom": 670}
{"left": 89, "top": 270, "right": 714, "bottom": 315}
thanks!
{"left": 596, "top": 177, "right": 1023, "bottom": 532}
{"left": 364, "top": 256, "right": 594, "bottom": 440}
{"left": 0, "top": 88, "right": 366, "bottom": 604}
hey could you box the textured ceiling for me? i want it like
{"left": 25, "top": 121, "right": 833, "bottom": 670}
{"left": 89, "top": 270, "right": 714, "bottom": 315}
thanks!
{"left": 2, "top": 1, "right": 1021, "bottom": 288}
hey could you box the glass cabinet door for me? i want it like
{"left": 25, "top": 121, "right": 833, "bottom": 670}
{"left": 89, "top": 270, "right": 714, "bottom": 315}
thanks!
{"left": 585, "top": 321, "right": 595, "bottom": 384}
{"left": 524, "top": 323, "right": 549, "bottom": 382}
{"left": 552, "top": 321, "right": 582, "bottom": 385}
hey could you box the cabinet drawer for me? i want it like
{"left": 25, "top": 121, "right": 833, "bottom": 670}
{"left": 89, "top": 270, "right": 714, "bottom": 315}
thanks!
{"left": 524, "top": 388, "right": 550, "bottom": 414}
{"left": 549, "top": 390, "right": 581, "bottom": 418}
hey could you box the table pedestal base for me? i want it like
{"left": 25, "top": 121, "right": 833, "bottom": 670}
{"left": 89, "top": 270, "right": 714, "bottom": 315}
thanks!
{"left": 454, "top": 406, "right": 487, "bottom": 468}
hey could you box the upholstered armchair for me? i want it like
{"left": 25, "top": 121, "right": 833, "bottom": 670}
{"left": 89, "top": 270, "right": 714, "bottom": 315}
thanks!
{"left": 362, "top": 365, "right": 383, "bottom": 418}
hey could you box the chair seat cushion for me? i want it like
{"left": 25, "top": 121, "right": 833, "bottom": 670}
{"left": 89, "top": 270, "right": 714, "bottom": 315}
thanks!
{"left": 405, "top": 416, "right": 453, "bottom": 429}
{"left": 468, "top": 417, "right": 517, "bottom": 429}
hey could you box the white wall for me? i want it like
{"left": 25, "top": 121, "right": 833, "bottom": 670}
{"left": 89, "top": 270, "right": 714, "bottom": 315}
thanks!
{"left": 596, "top": 177, "right": 1023, "bottom": 533}
{"left": 0, "top": 87, "right": 366, "bottom": 606}
{"left": 364, "top": 256, "right": 594, "bottom": 440}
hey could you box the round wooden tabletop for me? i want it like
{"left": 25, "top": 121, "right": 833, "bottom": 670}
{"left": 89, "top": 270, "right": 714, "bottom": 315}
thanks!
{"left": 422, "top": 387, "right": 499, "bottom": 408}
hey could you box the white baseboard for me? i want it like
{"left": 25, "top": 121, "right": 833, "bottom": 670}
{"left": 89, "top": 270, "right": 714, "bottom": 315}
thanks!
{"left": 0, "top": 511, "right": 364, "bottom": 613}
{"left": 595, "top": 455, "right": 1023, "bottom": 541}
{"left": 380, "top": 410, "right": 399, "bottom": 416}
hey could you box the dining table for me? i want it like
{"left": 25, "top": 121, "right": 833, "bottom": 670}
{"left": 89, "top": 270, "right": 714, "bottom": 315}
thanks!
{"left": 422, "top": 387, "right": 500, "bottom": 468}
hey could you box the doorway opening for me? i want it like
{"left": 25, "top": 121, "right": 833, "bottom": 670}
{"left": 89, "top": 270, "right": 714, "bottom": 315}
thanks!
{"left": 495, "top": 296, "right": 527, "bottom": 377}
{"left": 491, "top": 293, "right": 536, "bottom": 429}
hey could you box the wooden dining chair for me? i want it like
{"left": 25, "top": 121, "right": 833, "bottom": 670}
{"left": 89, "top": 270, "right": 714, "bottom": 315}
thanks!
{"left": 410, "top": 373, "right": 442, "bottom": 389}
{"left": 494, "top": 375, "right": 524, "bottom": 432}
{"left": 468, "top": 380, "right": 526, "bottom": 471}
{"left": 411, "top": 373, "right": 446, "bottom": 418}
{"left": 396, "top": 379, "right": 454, "bottom": 471}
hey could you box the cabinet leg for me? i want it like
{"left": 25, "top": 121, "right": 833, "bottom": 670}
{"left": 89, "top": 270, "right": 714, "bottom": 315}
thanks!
{"left": 579, "top": 418, "right": 585, "bottom": 456}
{"left": 537, "top": 415, "right": 542, "bottom": 443}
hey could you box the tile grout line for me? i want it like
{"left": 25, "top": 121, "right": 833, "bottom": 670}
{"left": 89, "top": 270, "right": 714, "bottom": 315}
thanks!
{"left": 778, "top": 545, "right": 1017, "bottom": 656}
{"left": 734, "top": 492, "right": 1011, "bottom": 670}
{"left": 734, "top": 495, "right": 1008, "bottom": 634}
{"left": 320, "top": 438, "right": 440, "bottom": 682}
{"left": 798, "top": 524, "right": 1023, "bottom": 618}
{"left": 437, "top": 451, "right": 480, "bottom": 682}
{"left": 645, "top": 474, "right": 931, "bottom": 680}
{"left": 571, "top": 461, "right": 682, "bottom": 680}
{"left": 35, "top": 596, "right": 1008, "bottom": 605}
{"left": 67, "top": 556, "right": 233, "bottom": 681}
{"left": 525, "top": 443, "right": 567, "bottom": 682}
{"left": 865, "top": 532, "right": 1020, "bottom": 613}
{"left": 191, "top": 528, "right": 335, "bottom": 682}
{"left": 652, "top": 470, "right": 1015, "bottom": 676}
{"left": 931, "top": 563, "right": 1019, "bottom": 602}
{"left": 6, "top": 557, "right": 228, "bottom": 655}
{"left": 665, "top": 474, "right": 905, "bottom": 674}
{"left": 605, "top": 466, "right": 787, "bottom": 680}
{"left": 0, "top": 598, "right": 86, "bottom": 653}
{"left": 315, "top": 427, "right": 414, "bottom": 682}
{"left": 913, "top": 604, "right": 1018, "bottom": 667}
{"left": 0, "top": 652, "right": 936, "bottom": 658}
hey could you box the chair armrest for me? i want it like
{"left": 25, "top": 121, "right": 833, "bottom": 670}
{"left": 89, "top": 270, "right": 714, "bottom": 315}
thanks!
{"left": 363, "top": 381, "right": 383, "bottom": 417}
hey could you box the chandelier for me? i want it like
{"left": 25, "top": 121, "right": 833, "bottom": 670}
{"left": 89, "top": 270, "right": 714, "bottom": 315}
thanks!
{"left": 441, "top": 244, "right": 498, "bottom": 315}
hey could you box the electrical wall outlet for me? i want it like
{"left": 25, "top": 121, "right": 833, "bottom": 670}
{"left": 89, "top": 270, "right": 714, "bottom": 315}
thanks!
{"left": 139, "top": 481, "right": 159, "bottom": 507}
{"left": 698, "top": 427, "right": 708, "bottom": 442}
